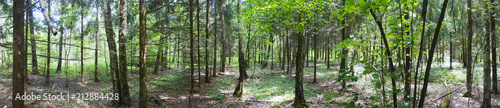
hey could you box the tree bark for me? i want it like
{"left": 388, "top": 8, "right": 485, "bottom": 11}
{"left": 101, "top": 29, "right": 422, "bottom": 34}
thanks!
{"left": 481, "top": 0, "right": 492, "bottom": 107}
{"left": 205, "top": 0, "right": 210, "bottom": 83}
{"left": 418, "top": 0, "right": 449, "bottom": 107}
{"left": 139, "top": 0, "right": 148, "bottom": 107}
{"left": 339, "top": 0, "right": 348, "bottom": 91}
{"left": 490, "top": 0, "right": 498, "bottom": 94}
{"left": 213, "top": 1, "right": 218, "bottom": 77}
{"left": 94, "top": 2, "right": 99, "bottom": 82}
{"left": 29, "top": 0, "right": 38, "bottom": 75}
{"left": 118, "top": 0, "right": 131, "bottom": 106}
{"left": 46, "top": 0, "right": 52, "bottom": 85}
{"left": 103, "top": 0, "right": 121, "bottom": 105}
{"left": 464, "top": 0, "right": 473, "bottom": 97}
{"left": 12, "top": 0, "right": 25, "bottom": 106}
{"left": 292, "top": 16, "right": 308, "bottom": 108}
{"left": 189, "top": 0, "right": 195, "bottom": 105}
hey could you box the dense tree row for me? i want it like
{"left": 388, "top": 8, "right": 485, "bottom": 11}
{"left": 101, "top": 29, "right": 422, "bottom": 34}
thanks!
{"left": 1, "top": 0, "right": 499, "bottom": 107}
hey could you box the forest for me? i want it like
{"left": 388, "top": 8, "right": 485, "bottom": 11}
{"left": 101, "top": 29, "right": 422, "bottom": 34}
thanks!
{"left": 1, "top": 0, "right": 500, "bottom": 107}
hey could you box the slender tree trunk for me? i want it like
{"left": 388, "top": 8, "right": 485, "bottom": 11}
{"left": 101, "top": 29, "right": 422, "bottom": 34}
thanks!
{"left": 413, "top": 0, "right": 428, "bottom": 106}
{"left": 220, "top": 16, "right": 226, "bottom": 72}
{"left": 139, "top": 0, "right": 148, "bottom": 107}
{"left": 233, "top": 0, "right": 247, "bottom": 96}
{"left": 205, "top": 0, "right": 210, "bottom": 83}
{"left": 481, "top": 0, "right": 493, "bottom": 107}
{"left": 313, "top": 23, "right": 317, "bottom": 84}
{"left": 418, "top": 0, "right": 449, "bottom": 107}
{"left": 94, "top": 3, "right": 100, "bottom": 82}
{"left": 404, "top": 3, "right": 411, "bottom": 102}
{"left": 292, "top": 14, "right": 308, "bottom": 108}
{"left": 103, "top": 0, "right": 121, "bottom": 105}
{"left": 370, "top": 9, "right": 398, "bottom": 108}
{"left": 490, "top": 0, "right": 498, "bottom": 94}
{"left": 213, "top": 2, "right": 218, "bottom": 77}
{"left": 46, "top": 0, "right": 52, "bottom": 85}
{"left": 339, "top": 0, "right": 348, "bottom": 91}
{"left": 189, "top": 0, "right": 195, "bottom": 105}
{"left": 79, "top": 0, "right": 85, "bottom": 83}
{"left": 196, "top": 0, "right": 201, "bottom": 87}
{"left": 12, "top": 0, "right": 25, "bottom": 106}
{"left": 29, "top": 0, "right": 38, "bottom": 75}
{"left": 463, "top": 0, "right": 474, "bottom": 98}
{"left": 118, "top": 0, "right": 131, "bottom": 106}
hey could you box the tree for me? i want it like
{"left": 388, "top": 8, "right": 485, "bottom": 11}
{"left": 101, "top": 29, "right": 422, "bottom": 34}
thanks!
{"left": 94, "top": 1, "right": 100, "bottom": 82}
{"left": 139, "top": 0, "right": 148, "bottom": 107}
{"left": 103, "top": 0, "right": 121, "bottom": 105}
{"left": 29, "top": 0, "right": 38, "bottom": 75}
{"left": 118, "top": 0, "right": 132, "bottom": 105}
{"left": 338, "top": 0, "right": 348, "bottom": 91}
{"left": 12, "top": 0, "right": 25, "bottom": 106}
{"left": 46, "top": 0, "right": 52, "bottom": 85}
{"left": 481, "top": 0, "right": 493, "bottom": 107}
{"left": 293, "top": 15, "right": 308, "bottom": 108}
{"left": 80, "top": 0, "right": 84, "bottom": 83}
{"left": 490, "top": 0, "right": 498, "bottom": 94}
{"left": 413, "top": 0, "right": 429, "bottom": 106}
{"left": 418, "top": 0, "right": 449, "bottom": 107}
{"left": 464, "top": 0, "right": 473, "bottom": 97}
{"left": 369, "top": 9, "right": 398, "bottom": 108}
{"left": 205, "top": 0, "right": 211, "bottom": 83}
{"left": 189, "top": 0, "right": 195, "bottom": 105}
{"left": 233, "top": 0, "right": 248, "bottom": 97}
{"left": 213, "top": 0, "right": 218, "bottom": 77}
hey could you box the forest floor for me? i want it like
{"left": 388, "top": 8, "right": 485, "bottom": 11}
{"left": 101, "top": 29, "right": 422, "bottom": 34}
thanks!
{"left": 1, "top": 61, "right": 500, "bottom": 107}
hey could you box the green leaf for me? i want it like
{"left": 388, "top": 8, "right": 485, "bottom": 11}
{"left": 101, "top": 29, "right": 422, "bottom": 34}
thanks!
{"left": 372, "top": 74, "right": 380, "bottom": 79}
{"left": 326, "top": 95, "right": 332, "bottom": 101}
{"left": 375, "top": 81, "right": 381, "bottom": 89}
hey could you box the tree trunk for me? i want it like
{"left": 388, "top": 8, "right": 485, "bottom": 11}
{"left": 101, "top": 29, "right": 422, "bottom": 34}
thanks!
{"left": 139, "top": 0, "right": 147, "bottom": 107}
{"left": 189, "top": 0, "right": 195, "bottom": 105}
{"left": 339, "top": 0, "right": 348, "bottom": 91}
{"left": 205, "top": 0, "right": 210, "bottom": 83}
{"left": 12, "top": 0, "right": 25, "bottom": 106}
{"left": 490, "top": 0, "right": 498, "bottom": 94}
{"left": 94, "top": 2, "right": 100, "bottom": 82}
{"left": 196, "top": 0, "right": 201, "bottom": 87}
{"left": 118, "top": 0, "right": 131, "bottom": 106}
{"left": 292, "top": 17, "right": 308, "bottom": 108}
{"left": 103, "top": 0, "right": 121, "bottom": 105}
{"left": 46, "top": 0, "right": 52, "bottom": 85}
{"left": 404, "top": 3, "right": 411, "bottom": 102}
{"left": 313, "top": 24, "right": 317, "bottom": 84}
{"left": 233, "top": 0, "right": 247, "bottom": 97}
{"left": 481, "top": 0, "right": 492, "bottom": 107}
{"left": 29, "top": 0, "right": 38, "bottom": 75}
{"left": 370, "top": 9, "right": 398, "bottom": 108}
{"left": 418, "top": 0, "right": 449, "bottom": 107}
{"left": 220, "top": 16, "right": 226, "bottom": 72}
{"left": 463, "top": 0, "right": 474, "bottom": 98}
{"left": 213, "top": 2, "right": 218, "bottom": 77}
{"left": 80, "top": 0, "right": 85, "bottom": 83}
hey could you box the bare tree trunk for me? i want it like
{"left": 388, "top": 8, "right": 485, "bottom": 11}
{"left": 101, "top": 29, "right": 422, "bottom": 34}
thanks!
{"left": 490, "top": 0, "right": 498, "bottom": 94}
{"left": 118, "top": 0, "right": 131, "bottom": 105}
{"left": 464, "top": 0, "right": 474, "bottom": 97}
{"left": 46, "top": 0, "right": 52, "bottom": 85}
{"left": 418, "top": 0, "right": 449, "bottom": 107}
{"left": 205, "top": 0, "right": 210, "bottom": 83}
{"left": 139, "top": 0, "right": 148, "bottom": 107}
{"left": 292, "top": 16, "right": 308, "bottom": 108}
{"left": 481, "top": 0, "right": 493, "bottom": 107}
{"left": 29, "top": 0, "right": 38, "bottom": 75}
{"left": 94, "top": 2, "right": 100, "bottom": 82}
{"left": 189, "top": 0, "right": 195, "bottom": 106}
{"left": 12, "top": 0, "right": 25, "bottom": 106}
{"left": 103, "top": 0, "right": 121, "bottom": 105}
{"left": 213, "top": 1, "right": 218, "bottom": 77}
